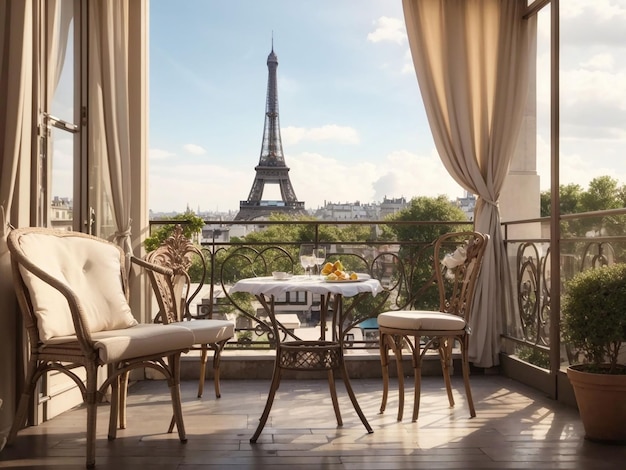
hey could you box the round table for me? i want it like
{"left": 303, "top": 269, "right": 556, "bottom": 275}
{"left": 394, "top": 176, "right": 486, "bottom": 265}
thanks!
{"left": 230, "top": 274, "right": 382, "bottom": 442}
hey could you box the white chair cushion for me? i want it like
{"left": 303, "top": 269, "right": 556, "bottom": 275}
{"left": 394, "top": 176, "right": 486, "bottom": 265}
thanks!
{"left": 178, "top": 319, "right": 235, "bottom": 344}
{"left": 18, "top": 233, "right": 138, "bottom": 342}
{"left": 378, "top": 310, "right": 466, "bottom": 331}
{"left": 46, "top": 323, "right": 195, "bottom": 363}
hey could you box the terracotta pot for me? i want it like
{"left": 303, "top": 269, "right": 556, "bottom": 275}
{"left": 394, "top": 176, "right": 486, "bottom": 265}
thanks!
{"left": 567, "top": 364, "right": 626, "bottom": 443}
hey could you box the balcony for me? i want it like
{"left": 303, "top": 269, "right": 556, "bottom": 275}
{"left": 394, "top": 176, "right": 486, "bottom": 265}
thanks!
{"left": 147, "top": 213, "right": 626, "bottom": 394}
{"left": 155, "top": 214, "right": 626, "bottom": 355}
{"left": 2, "top": 376, "right": 625, "bottom": 468}
{"left": 5, "top": 212, "right": 626, "bottom": 467}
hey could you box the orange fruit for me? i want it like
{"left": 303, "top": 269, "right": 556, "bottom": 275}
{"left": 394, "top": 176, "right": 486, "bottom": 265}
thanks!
{"left": 332, "top": 260, "right": 344, "bottom": 271}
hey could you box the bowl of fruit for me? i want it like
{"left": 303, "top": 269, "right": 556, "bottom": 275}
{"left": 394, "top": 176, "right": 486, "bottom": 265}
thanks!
{"left": 320, "top": 260, "right": 360, "bottom": 282}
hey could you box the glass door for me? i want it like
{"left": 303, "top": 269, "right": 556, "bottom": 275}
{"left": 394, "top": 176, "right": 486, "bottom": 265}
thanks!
{"left": 35, "top": 0, "right": 86, "bottom": 423}
{"left": 40, "top": 0, "right": 81, "bottom": 232}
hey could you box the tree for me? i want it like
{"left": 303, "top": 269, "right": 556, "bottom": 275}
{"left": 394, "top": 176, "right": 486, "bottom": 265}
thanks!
{"left": 387, "top": 195, "right": 468, "bottom": 242}
{"left": 581, "top": 176, "right": 623, "bottom": 212}
{"left": 540, "top": 183, "right": 583, "bottom": 217}
{"left": 144, "top": 210, "right": 205, "bottom": 252}
{"left": 540, "top": 177, "right": 626, "bottom": 217}
{"left": 540, "top": 177, "right": 626, "bottom": 237}
{"left": 218, "top": 213, "right": 381, "bottom": 283}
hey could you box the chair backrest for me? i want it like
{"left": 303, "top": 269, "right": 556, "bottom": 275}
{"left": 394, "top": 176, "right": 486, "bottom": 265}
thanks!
{"left": 433, "top": 231, "right": 488, "bottom": 323}
{"left": 7, "top": 228, "right": 138, "bottom": 346}
{"left": 144, "top": 224, "right": 206, "bottom": 324}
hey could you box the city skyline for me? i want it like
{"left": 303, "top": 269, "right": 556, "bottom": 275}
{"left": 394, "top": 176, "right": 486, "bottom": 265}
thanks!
{"left": 149, "top": 1, "right": 626, "bottom": 213}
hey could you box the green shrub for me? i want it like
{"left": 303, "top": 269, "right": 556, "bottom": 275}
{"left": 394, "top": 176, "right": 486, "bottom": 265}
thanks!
{"left": 562, "top": 263, "right": 626, "bottom": 373}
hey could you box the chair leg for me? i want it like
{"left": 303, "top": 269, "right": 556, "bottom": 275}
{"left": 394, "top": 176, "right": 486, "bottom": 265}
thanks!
{"left": 393, "top": 335, "right": 406, "bottom": 422}
{"left": 107, "top": 365, "right": 119, "bottom": 441}
{"left": 7, "top": 358, "right": 39, "bottom": 446}
{"left": 168, "top": 413, "right": 177, "bottom": 434}
{"left": 85, "top": 364, "right": 99, "bottom": 469}
{"left": 460, "top": 337, "right": 476, "bottom": 418}
{"left": 440, "top": 338, "right": 455, "bottom": 408}
{"left": 118, "top": 370, "right": 129, "bottom": 429}
{"left": 167, "top": 353, "right": 187, "bottom": 443}
{"left": 379, "top": 332, "right": 390, "bottom": 414}
{"left": 411, "top": 335, "right": 422, "bottom": 422}
{"left": 213, "top": 340, "right": 227, "bottom": 399}
{"left": 197, "top": 345, "right": 208, "bottom": 398}
{"left": 327, "top": 370, "right": 343, "bottom": 426}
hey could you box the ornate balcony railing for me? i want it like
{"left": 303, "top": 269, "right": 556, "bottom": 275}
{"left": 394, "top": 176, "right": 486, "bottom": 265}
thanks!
{"left": 149, "top": 210, "right": 626, "bottom": 365}
{"left": 502, "top": 207, "right": 626, "bottom": 369}
{"left": 148, "top": 219, "right": 473, "bottom": 350}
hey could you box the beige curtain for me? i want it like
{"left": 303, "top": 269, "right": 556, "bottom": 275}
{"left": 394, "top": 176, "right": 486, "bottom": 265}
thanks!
{"left": 89, "top": 0, "right": 132, "bottom": 255}
{"left": 403, "top": 0, "right": 536, "bottom": 367}
{"left": 0, "top": 0, "right": 35, "bottom": 444}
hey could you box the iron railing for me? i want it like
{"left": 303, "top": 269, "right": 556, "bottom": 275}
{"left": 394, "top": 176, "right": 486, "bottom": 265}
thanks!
{"left": 148, "top": 219, "right": 472, "bottom": 350}
{"left": 502, "top": 207, "right": 626, "bottom": 369}
{"left": 148, "top": 211, "right": 626, "bottom": 365}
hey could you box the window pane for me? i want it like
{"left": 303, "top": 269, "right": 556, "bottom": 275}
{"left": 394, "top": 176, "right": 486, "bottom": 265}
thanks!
{"left": 48, "top": 0, "right": 77, "bottom": 229}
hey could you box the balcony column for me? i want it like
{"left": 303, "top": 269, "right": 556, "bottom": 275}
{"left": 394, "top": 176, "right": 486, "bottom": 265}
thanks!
{"left": 499, "top": 36, "right": 541, "bottom": 239}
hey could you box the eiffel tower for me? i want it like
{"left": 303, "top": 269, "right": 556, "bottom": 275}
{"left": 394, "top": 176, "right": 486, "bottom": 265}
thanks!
{"left": 234, "top": 44, "right": 305, "bottom": 221}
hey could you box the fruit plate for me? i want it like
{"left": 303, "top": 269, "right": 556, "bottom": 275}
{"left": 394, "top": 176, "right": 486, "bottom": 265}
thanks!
{"left": 323, "top": 278, "right": 367, "bottom": 283}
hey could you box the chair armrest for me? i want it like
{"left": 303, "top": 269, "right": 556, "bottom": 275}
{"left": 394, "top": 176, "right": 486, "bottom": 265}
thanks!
{"left": 131, "top": 255, "right": 174, "bottom": 277}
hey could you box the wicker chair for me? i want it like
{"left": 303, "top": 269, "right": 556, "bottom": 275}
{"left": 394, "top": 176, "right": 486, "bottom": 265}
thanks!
{"left": 6, "top": 227, "right": 195, "bottom": 468}
{"left": 378, "top": 231, "right": 488, "bottom": 422}
{"left": 139, "top": 225, "right": 235, "bottom": 401}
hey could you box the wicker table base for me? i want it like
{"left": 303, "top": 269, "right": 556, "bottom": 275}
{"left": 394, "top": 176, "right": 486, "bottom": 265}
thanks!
{"left": 278, "top": 341, "right": 342, "bottom": 370}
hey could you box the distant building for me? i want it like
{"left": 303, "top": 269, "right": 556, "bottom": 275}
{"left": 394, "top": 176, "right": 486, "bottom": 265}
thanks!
{"left": 153, "top": 194, "right": 469, "bottom": 232}
{"left": 200, "top": 224, "right": 231, "bottom": 246}
{"left": 379, "top": 196, "right": 409, "bottom": 219}
{"left": 50, "top": 196, "right": 73, "bottom": 230}
{"left": 455, "top": 191, "right": 476, "bottom": 221}
{"left": 315, "top": 201, "right": 379, "bottom": 220}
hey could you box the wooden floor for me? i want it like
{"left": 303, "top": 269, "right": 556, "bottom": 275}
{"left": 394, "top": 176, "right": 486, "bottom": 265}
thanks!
{"left": 1, "top": 375, "right": 625, "bottom": 469}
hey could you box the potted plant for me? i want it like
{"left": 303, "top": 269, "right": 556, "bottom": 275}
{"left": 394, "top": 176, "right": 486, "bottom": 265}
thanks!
{"left": 561, "top": 263, "right": 626, "bottom": 443}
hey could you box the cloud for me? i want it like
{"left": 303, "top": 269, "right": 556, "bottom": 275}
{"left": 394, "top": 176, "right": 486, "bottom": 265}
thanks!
{"left": 282, "top": 125, "right": 360, "bottom": 145}
{"left": 562, "top": 0, "right": 626, "bottom": 22}
{"left": 535, "top": 134, "right": 626, "bottom": 193}
{"left": 401, "top": 49, "right": 414, "bottom": 75}
{"left": 561, "top": 67, "right": 626, "bottom": 108}
{"left": 183, "top": 143, "right": 207, "bottom": 155}
{"left": 150, "top": 160, "right": 249, "bottom": 213}
{"left": 149, "top": 145, "right": 465, "bottom": 213}
{"left": 535, "top": 8, "right": 626, "bottom": 193}
{"left": 286, "top": 148, "right": 463, "bottom": 211}
{"left": 367, "top": 16, "right": 407, "bottom": 45}
{"left": 150, "top": 148, "right": 177, "bottom": 160}
{"left": 372, "top": 149, "right": 463, "bottom": 202}
{"left": 560, "top": 0, "right": 626, "bottom": 47}
{"left": 581, "top": 53, "right": 615, "bottom": 71}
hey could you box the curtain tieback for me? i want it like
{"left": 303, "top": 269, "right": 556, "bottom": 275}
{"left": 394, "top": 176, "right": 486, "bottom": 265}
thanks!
{"left": 481, "top": 198, "right": 499, "bottom": 208}
{"left": 114, "top": 228, "right": 132, "bottom": 240}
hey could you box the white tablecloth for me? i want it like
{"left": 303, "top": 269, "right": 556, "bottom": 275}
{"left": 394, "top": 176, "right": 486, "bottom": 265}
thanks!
{"left": 229, "top": 274, "right": 383, "bottom": 298}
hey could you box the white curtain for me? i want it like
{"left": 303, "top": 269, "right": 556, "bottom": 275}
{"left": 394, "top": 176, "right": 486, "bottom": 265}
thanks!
{"left": 89, "top": 0, "right": 132, "bottom": 256}
{"left": 0, "top": 0, "right": 35, "bottom": 445}
{"left": 46, "top": 0, "right": 72, "bottom": 91}
{"left": 43, "top": 0, "right": 73, "bottom": 227}
{"left": 403, "top": 0, "right": 536, "bottom": 367}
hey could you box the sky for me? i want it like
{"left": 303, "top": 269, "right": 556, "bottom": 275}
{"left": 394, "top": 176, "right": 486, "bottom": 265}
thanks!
{"left": 148, "top": 0, "right": 626, "bottom": 214}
